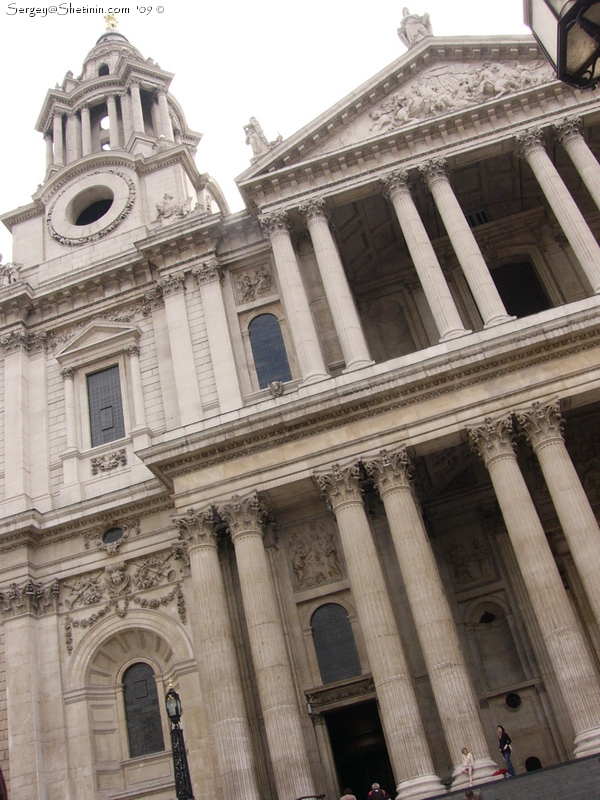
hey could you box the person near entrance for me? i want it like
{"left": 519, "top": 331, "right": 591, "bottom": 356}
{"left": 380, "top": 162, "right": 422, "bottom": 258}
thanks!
{"left": 340, "top": 789, "right": 357, "bottom": 800}
{"left": 497, "top": 725, "right": 516, "bottom": 776}
{"left": 367, "top": 782, "right": 388, "bottom": 800}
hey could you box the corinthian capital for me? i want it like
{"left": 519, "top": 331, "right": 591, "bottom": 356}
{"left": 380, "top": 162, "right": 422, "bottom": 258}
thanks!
{"left": 192, "top": 259, "right": 222, "bottom": 285}
{"left": 158, "top": 272, "right": 186, "bottom": 297}
{"left": 516, "top": 400, "right": 564, "bottom": 450}
{"left": 515, "top": 127, "right": 546, "bottom": 159}
{"left": 418, "top": 157, "right": 448, "bottom": 186}
{"left": 1, "top": 328, "right": 30, "bottom": 354}
{"left": 258, "top": 210, "right": 290, "bottom": 237}
{"left": 553, "top": 115, "right": 582, "bottom": 146}
{"left": 469, "top": 416, "right": 516, "bottom": 466}
{"left": 218, "top": 492, "right": 269, "bottom": 540}
{"left": 313, "top": 461, "right": 362, "bottom": 510}
{"left": 364, "top": 447, "right": 412, "bottom": 496}
{"left": 299, "top": 197, "right": 328, "bottom": 223}
{"left": 381, "top": 169, "right": 411, "bottom": 200}
{"left": 173, "top": 506, "right": 219, "bottom": 550}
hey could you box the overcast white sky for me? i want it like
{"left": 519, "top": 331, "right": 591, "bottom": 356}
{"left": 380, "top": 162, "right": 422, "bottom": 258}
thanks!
{"left": 0, "top": 0, "right": 531, "bottom": 258}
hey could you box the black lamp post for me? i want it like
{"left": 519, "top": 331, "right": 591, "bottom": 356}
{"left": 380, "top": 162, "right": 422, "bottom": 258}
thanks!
{"left": 525, "top": 0, "right": 600, "bottom": 88}
{"left": 165, "top": 685, "right": 195, "bottom": 800}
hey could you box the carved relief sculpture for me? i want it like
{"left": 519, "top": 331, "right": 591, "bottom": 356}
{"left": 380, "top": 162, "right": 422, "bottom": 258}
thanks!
{"left": 288, "top": 520, "right": 343, "bottom": 590}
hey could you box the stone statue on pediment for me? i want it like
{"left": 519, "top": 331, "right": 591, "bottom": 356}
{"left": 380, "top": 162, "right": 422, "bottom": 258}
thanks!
{"left": 398, "top": 7, "right": 432, "bottom": 48}
{"left": 0, "top": 254, "right": 22, "bottom": 286}
{"left": 244, "top": 117, "right": 270, "bottom": 157}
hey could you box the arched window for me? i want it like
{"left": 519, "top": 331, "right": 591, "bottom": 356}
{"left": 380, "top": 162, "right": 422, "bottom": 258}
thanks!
{"left": 98, "top": 64, "right": 110, "bottom": 76}
{"left": 123, "top": 662, "right": 165, "bottom": 758}
{"left": 525, "top": 756, "right": 542, "bottom": 772}
{"left": 248, "top": 313, "right": 292, "bottom": 389}
{"left": 311, "top": 603, "right": 361, "bottom": 685}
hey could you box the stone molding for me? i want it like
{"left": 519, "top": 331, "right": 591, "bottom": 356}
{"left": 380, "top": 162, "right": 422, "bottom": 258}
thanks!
{"left": 469, "top": 416, "right": 516, "bottom": 466}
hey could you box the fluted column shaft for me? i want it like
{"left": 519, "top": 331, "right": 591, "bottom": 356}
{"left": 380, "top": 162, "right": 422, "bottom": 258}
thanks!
{"left": 129, "top": 82, "right": 145, "bottom": 134}
{"left": 121, "top": 92, "right": 133, "bottom": 144}
{"left": 470, "top": 417, "right": 600, "bottom": 756}
{"left": 192, "top": 261, "right": 243, "bottom": 412}
{"left": 517, "top": 127, "right": 600, "bottom": 293}
{"left": 517, "top": 401, "right": 600, "bottom": 631}
{"left": 555, "top": 117, "right": 600, "bottom": 215}
{"left": 106, "top": 94, "right": 120, "bottom": 149}
{"left": 158, "top": 90, "right": 174, "bottom": 141}
{"left": 300, "top": 199, "right": 373, "bottom": 371}
{"left": 365, "top": 448, "right": 497, "bottom": 788}
{"left": 80, "top": 105, "right": 92, "bottom": 156}
{"left": 420, "top": 158, "right": 511, "bottom": 327}
{"left": 44, "top": 132, "right": 53, "bottom": 169}
{"left": 259, "top": 211, "right": 328, "bottom": 384}
{"left": 382, "top": 171, "right": 468, "bottom": 342}
{"left": 219, "top": 494, "right": 315, "bottom": 800}
{"left": 314, "top": 463, "right": 444, "bottom": 800}
{"left": 52, "top": 113, "right": 64, "bottom": 167}
{"left": 174, "top": 508, "right": 261, "bottom": 800}
{"left": 65, "top": 112, "right": 80, "bottom": 163}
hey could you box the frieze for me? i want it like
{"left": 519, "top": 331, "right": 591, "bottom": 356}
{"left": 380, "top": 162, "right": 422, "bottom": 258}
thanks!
{"left": 0, "top": 578, "right": 59, "bottom": 618}
{"left": 91, "top": 448, "right": 127, "bottom": 476}
{"left": 305, "top": 674, "right": 375, "bottom": 712}
{"left": 367, "top": 61, "right": 550, "bottom": 133}
{"left": 61, "top": 553, "right": 186, "bottom": 654}
{"left": 288, "top": 519, "right": 343, "bottom": 590}
{"left": 234, "top": 266, "right": 272, "bottom": 304}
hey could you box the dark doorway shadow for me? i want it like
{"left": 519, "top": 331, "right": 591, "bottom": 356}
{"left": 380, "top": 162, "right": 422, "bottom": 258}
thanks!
{"left": 325, "top": 700, "right": 395, "bottom": 800}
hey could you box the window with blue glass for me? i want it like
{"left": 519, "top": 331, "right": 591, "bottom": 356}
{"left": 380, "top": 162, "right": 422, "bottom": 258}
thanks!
{"left": 123, "top": 662, "right": 165, "bottom": 758}
{"left": 87, "top": 365, "right": 126, "bottom": 447}
{"left": 248, "top": 313, "right": 292, "bottom": 389}
{"left": 311, "top": 603, "right": 362, "bottom": 685}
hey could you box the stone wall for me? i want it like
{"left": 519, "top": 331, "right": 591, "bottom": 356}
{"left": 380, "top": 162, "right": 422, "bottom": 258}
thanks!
{"left": 0, "top": 628, "right": 9, "bottom": 791}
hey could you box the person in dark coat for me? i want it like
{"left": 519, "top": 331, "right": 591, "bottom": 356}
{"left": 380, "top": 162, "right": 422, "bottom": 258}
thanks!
{"left": 497, "top": 725, "right": 516, "bottom": 776}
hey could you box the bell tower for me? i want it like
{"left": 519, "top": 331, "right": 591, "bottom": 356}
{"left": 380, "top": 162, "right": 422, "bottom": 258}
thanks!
{"left": 1, "top": 19, "right": 228, "bottom": 273}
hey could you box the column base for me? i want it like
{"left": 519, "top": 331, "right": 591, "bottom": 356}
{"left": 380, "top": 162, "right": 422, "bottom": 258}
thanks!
{"left": 440, "top": 327, "right": 471, "bottom": 342}
{"left": 301, "top": 371, "right": 331, "bottom": 386}
{"left": 396, "top": 772, "right": 446, "bottom": 800}
{"left": 483, "top": 314, "right": 517, "bottom": 328}
{"left": 574, "top": 725, "right": 600, "bottom": 757}
{"left": 343, "top": 359, "right": 375, "bottom": 373}
{"left": 450, "top": 757, "right": 500, "bottom": 791}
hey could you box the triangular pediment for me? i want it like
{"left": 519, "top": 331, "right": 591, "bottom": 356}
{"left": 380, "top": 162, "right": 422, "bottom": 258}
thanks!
{"left": 56, "top": 322, "right": 141, "bottom": 368}
{"left": 237, "top": 35, "right": 560, "bottom": 208}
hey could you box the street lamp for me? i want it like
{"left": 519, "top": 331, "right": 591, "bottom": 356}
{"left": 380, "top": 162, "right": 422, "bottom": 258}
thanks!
{"left": 165, "top": 685, "right": 195, "bottom": 800}
{"left": 525, "top": 0, "right": 600, "bottom": 88}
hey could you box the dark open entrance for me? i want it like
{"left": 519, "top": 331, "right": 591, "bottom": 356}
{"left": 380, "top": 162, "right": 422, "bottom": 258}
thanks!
{"left": 325, "top": 700, "right": 395, "bottom": 800}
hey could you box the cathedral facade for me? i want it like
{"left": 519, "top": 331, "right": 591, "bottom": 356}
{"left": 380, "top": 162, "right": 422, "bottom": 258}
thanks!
{"left": 3, "top": 15, "right": 600, "bottom": 800}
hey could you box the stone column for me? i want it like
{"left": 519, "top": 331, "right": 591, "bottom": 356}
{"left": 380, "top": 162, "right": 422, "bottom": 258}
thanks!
{"left": 157, "top": 90, "right": 174, "bottom": 141}
{"left": 555, "top": 116, "right": 600, "bottom": 216}
{"left": 80, "top": 104, "right": 92, "bottom": 156}
{"left": 60, "top": 367, "right": 80, "bottom": 500}
{"left": 174, "top": 507, "right": 262, "bottom": 800}
{"left": 516, "top": 127, "right": 600, "bottom": 293}
{"left": 300, "top": 198, "right": 373, "bottom": 371}
{"left": 120, "top": 91, "right": 133, "bottom": 144}
{"left": 158, "top": 273, "right": 203, "bottom": 425}
{"left": 44, "top": 131, "right": 54, "bottom": 169}
{"left": 106, "top": 94, "right": 120, "bottom": 149}
{"left": 65, "top": 111, "right": 80, "bottom": 163}
{"left": 218, "top": 493, "right": 316, "bottom": 800}
{"left": 314, "top": 463, "right": 445, "bottom": 800}
{"left": 419, "top": 158, "right": 512, "bottom": 327}
{"left": 259, "top": 211, "right": 329, "bottom": 384}
{"left": 125, "top": 345, "right": 147, "bottom": 430}
{"left": 381, "top": 170, "right": 469, "bottom": 342}
{"left": 517, "top": 400, "right": 600, "bottom": 632}
{"left": 53, "top": 112, "right": 64, "bottom": 167}
{"left": 129, "top": 81, "right": 145, "bottom": 134}
{"left": 2, "top": 329, "right": 30, "bottom": 515}
{"left": 469, "top": 416, "right": 600, "bottom": 756}
{"left": 192, "top": 260, "right": 243, "bottom": 412}
{"left": 364, "top": 447, "right": 498, "bottom": 788}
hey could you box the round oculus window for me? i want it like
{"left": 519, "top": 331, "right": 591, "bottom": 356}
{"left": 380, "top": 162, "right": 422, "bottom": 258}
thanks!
{"left": 47, "top": 169, "right": 136, "bottom": 246}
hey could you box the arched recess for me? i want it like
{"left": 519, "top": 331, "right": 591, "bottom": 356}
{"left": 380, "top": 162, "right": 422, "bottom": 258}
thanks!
{"left": 248, "top": 312, "right": 293, "bottom": 389}
{"left": 64, "top": 611, "right": 208, "bottom": 798}
{"left": 466, "top": 599, "right": 526, "bottom": 692}
{"left": 310, "top": 602, "right": 362, "bottom": 685}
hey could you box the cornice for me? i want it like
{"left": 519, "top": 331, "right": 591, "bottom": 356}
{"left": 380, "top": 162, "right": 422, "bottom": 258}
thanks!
{"left": 139, "top": 303, "right": 600, "bottom": 482}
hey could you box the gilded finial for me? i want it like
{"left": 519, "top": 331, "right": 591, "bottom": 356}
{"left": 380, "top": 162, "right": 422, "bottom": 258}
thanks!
{"left": 105, "top": 12, "right": 118, "bottom": 30}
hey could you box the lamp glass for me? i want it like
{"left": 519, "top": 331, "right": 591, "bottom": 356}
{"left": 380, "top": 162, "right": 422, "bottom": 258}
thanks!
{"left": 531, "top": 0, "right": 560, "bottom": 64}
{"left": 165, "top": 688, "right": 182, "bottom": 723}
